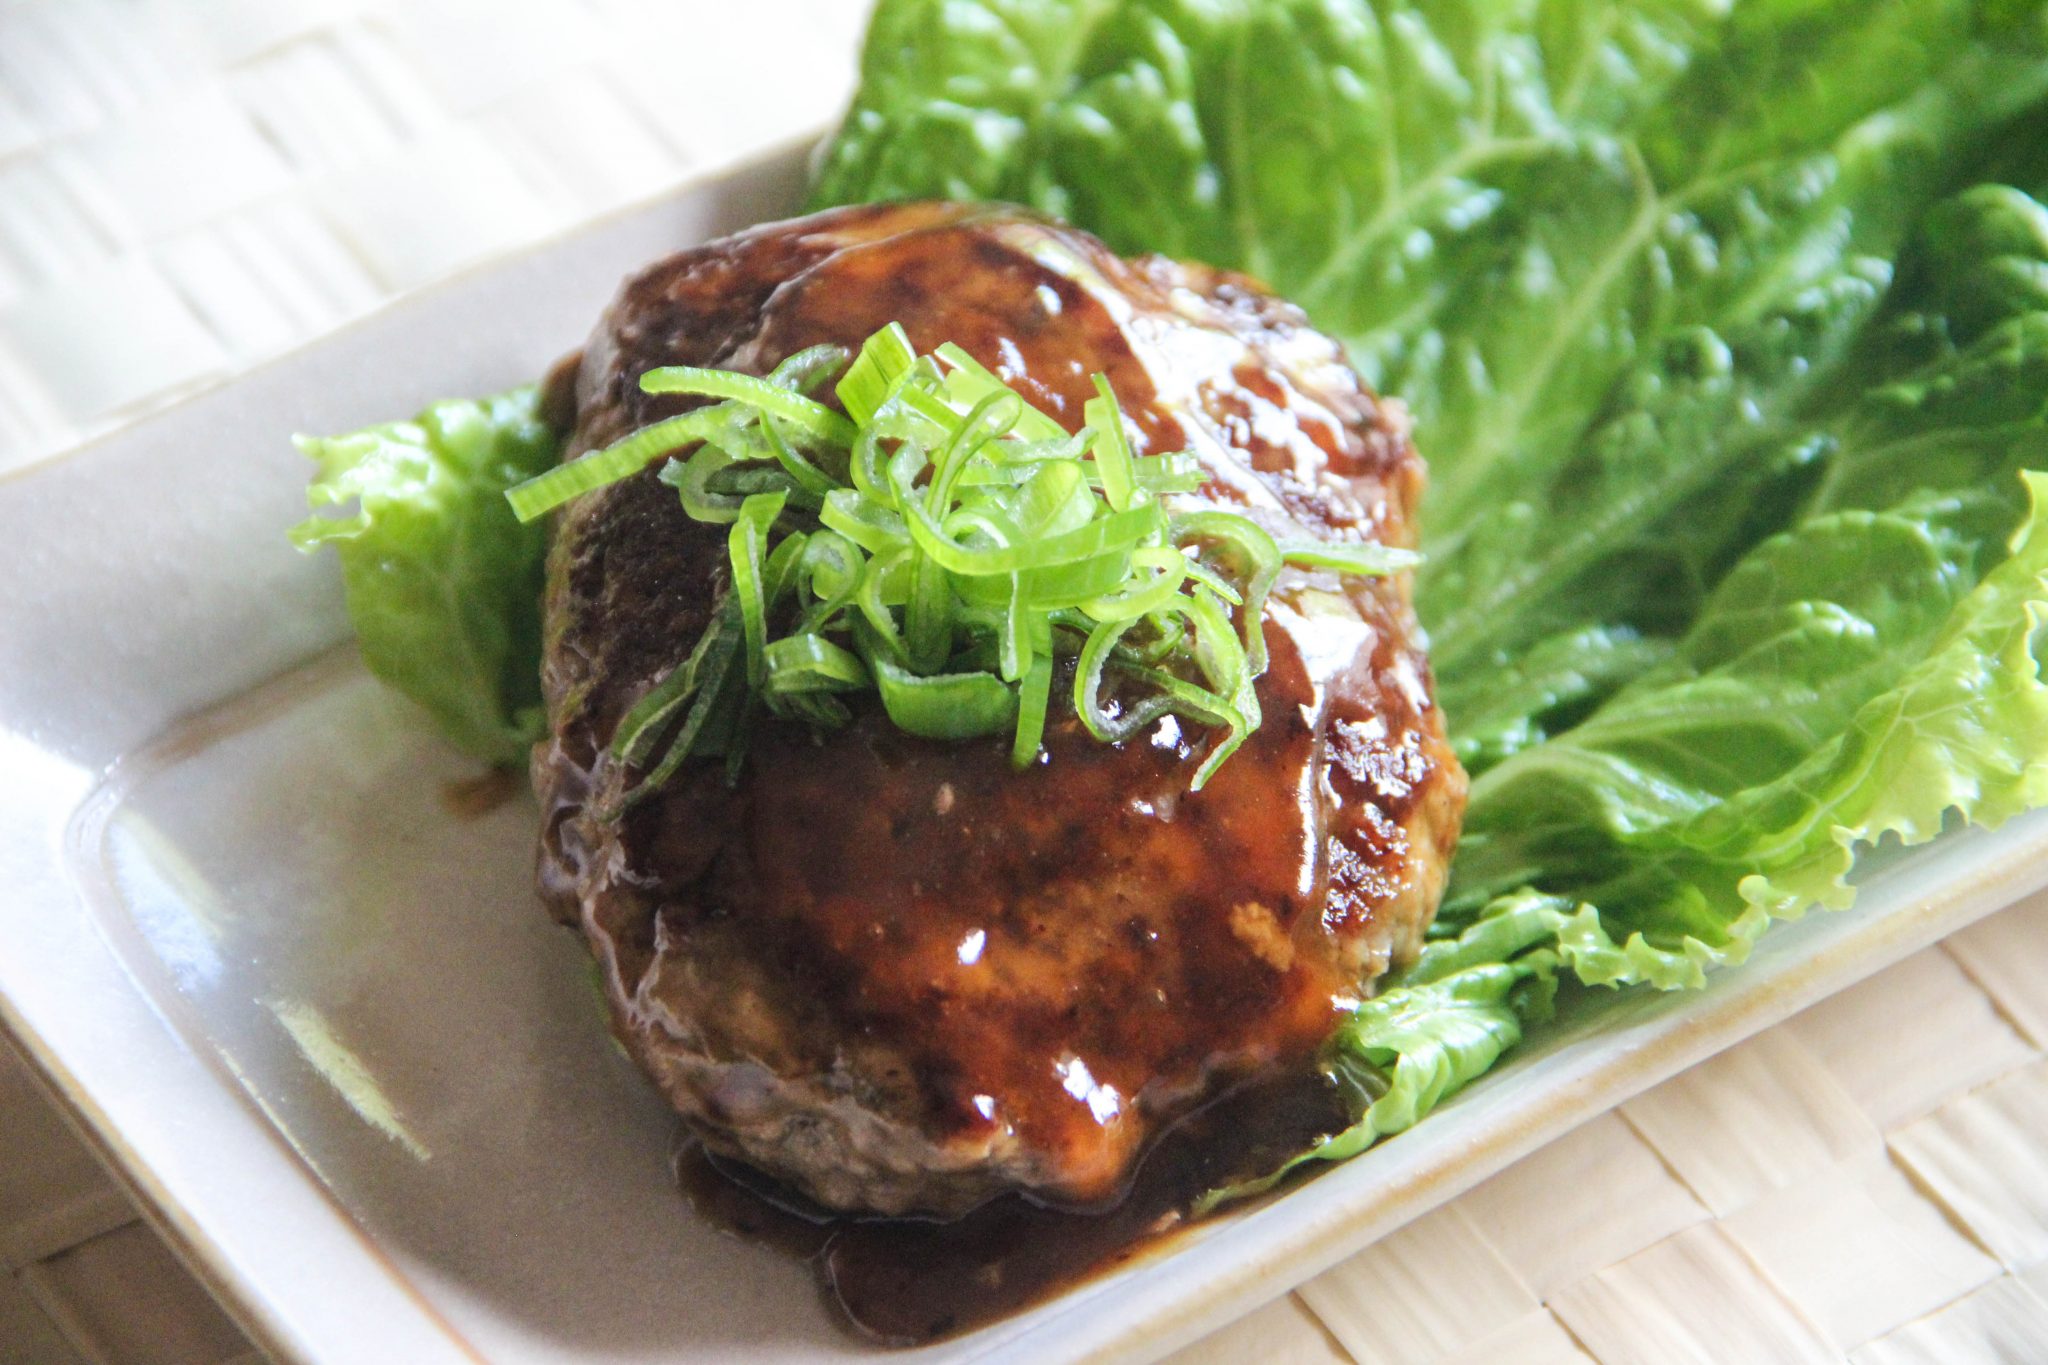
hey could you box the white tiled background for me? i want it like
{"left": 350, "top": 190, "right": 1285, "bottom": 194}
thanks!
{"left": 5, "top": 1, "right": 2048, "bottom": 1361}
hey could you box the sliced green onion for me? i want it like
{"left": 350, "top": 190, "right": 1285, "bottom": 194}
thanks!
{"left": 998, "top": 574, "right": 1031, "bottom": 681}
{"left": 506, "top": 407, "right": 732, "bottom": 521}
{"left": 1278, "top": 540, "right": 1421, "bottom": 575}
{"left": 764, "top": 634, "right": 868, "bottom": 694}
{"left": 1175, "top": 511, "right": 1283, "bottom": 674}
{"left": 1014, "top": 548, "right": 1137, "bottom": 606}
{"left": 761, "top": 414, "right": 842, "bottom": 498}
{"left": 1109, "top": 609, "right": 1188, "bottom": 665}
{"left": 1178, "top": 554, "right": 1245, "bottom": 607}
{"left": 768, "top": 343, "right": 851, "bottom": 395}
{"left": 905, "top": 541, "right": 953, "bottom": 674}
{"left": 642, "top": 366, "right": 858, "bottom": 446}
{"left": 936, "top": 342, "right": 1067, "bottom": 441}
{"left": 930, "top": 391, "right": 1024, "bottom": 507}
{"left": 1113, "top": 657, "right": 1247, "bottom": 789}
{"left": 1081, "top": 546, "right": 1187, "bottom": 622}
{"left": 705, "top": 461, "right": 804, "bottom": 501}
{"left": 612, "top": 601, "right": 726, "bottom": 767}
{"left": 629, "top": 625, "right": 744, "bottom": 801}
{"left": 608, "top": 597, "right": 745, "bottom": 808}
{"left": 903, "top": 496, "right": 1164, "bottom": 576}
{"left": 1014, "top": 460, "right": 1095, "bottom": 538}
{"left": 886, "top": 435, "right": 929, "bottom": 509}
{"left": 1075, "top": 616, "right": 1177, "bottom": 743}
{"left": 728, "top": 491, "right": 787, "bottom": 691}
{"left": 847, "top": 421, "right": 892, "bottom": 501}
{"left": 893, "top": 382, "right": 966, "bottom": 437}
{"left": 1180, "top": 586, "right": 1248, "bottom": 699}
{"left": 959, "top": 450, "right": 1198, "bottom": 495}
{"left": 1133, "top": 453, "right": 1207, "bottom": 495}
{"left": 871, "top": 653, "right": 1017, "bottom": 739}
{"left": 661, "top": 441, "right": 744, "bottom": 524}
{"left": 836, "top": 322, "right": 915, "bottom": 424}
{"left": 723, "top": 695, "right": 756, "bottom": 785}
{"left": 948, "top": 543, "right": 1130, "bottom": 609}
{"left": 1083, "top": 373, "right": 1137, "bottom": 512}
{"left": 855, "top": 549, "right": 912, "bottom": 666}
{"left": 996, "top": 429, "right": 1095, "bottom": 463}
{"left": 1012, "top": 653, "right": 1053, "bottom": 768}
{"left": 797, "top": 531, "right": 863, "bottom": 632}
{"left": 763, "top": 528, "right": 806, "bottom": 609}
{"left": 821, "top": 487, "right": 909, "bottom": 554}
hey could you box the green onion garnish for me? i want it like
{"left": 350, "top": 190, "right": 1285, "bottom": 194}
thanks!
{"left": 504, "top": 324, "right": 1415, "bottom": 802}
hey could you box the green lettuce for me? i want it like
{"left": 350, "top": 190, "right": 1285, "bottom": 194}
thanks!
{"left": 814, "top": 0, "right": 2048, "bottom": 1183}
{"left": 1254, "top": 464, "right": 2048, "bottom": 1186}
{"left": 290, "top": 388, "right": 559, "bottom": 765}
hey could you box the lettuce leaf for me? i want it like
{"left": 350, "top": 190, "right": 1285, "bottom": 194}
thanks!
{"left": 814, "top": 0, "right": 2048, "bottom": 1189}
{"left": 291, "top": 388, "right": 559, "bottom": 765}
{"left": 1196, "top": 891, "right": 1566, "bottom": 1206}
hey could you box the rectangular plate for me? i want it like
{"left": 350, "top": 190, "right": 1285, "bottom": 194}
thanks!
{"left": 5, "top": 140, "right": 2048, "bottom": 1365}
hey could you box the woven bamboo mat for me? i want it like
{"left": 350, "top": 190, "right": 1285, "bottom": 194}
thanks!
{"left": 4, "top": 1, "right": 2048, "bottom": 1361}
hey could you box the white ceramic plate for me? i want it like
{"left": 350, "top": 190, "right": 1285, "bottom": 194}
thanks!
{"left": 5, "top": 141, "right": 2048, "bottom": 1365}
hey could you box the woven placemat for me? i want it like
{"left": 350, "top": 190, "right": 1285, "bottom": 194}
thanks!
{"left": 3, "top": 1, "right": 2046, "bottom": 1361}
{"left": 0, "top": 0, "right": 863, "bottom": 475}
{"left": 1168, "top": 895, "right": 2048, "bottom": 1365}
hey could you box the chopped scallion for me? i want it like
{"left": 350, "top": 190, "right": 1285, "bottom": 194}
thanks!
{"left": 873, "top": 654, "right": 1018, "bottom": 739}
{"left": 511, "top": 323, "right": 1419, "bottom": 800}
{"left": 837, "top": 322, "right": 916, "bottom": 425}
{"left": 506, "top": 408, "right": 734, "bottom": 522}
{"left": 1082, "top": 374, "right": 1137, "bottom": 512}
{"left": 1278, "top": 540, "right": 1421, "bottom": 575}
{"left": 641, "top": 366, "right": 859, "bottom": 446}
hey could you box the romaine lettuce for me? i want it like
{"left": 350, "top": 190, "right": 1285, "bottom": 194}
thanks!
{"left": 813, "top": 0, "right": 2048, "bottom": 1184}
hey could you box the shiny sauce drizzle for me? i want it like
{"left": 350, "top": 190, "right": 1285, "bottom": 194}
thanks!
{"left": 675, "top": 1066, "right": 1350, "bottom": 1344}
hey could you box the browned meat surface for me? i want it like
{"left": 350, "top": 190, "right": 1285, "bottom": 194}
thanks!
{"left": 534, "top": 202, "right": 1466, "bottom": 1217}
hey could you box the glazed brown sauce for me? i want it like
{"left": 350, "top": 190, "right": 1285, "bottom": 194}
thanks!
{"left": 675, "top": 1065, "right": 1351, "bottom": 1345}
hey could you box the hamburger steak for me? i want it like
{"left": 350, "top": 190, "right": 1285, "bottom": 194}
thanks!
{"left": 534, "top": 202, "right": 1466, "bottom": 1218}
